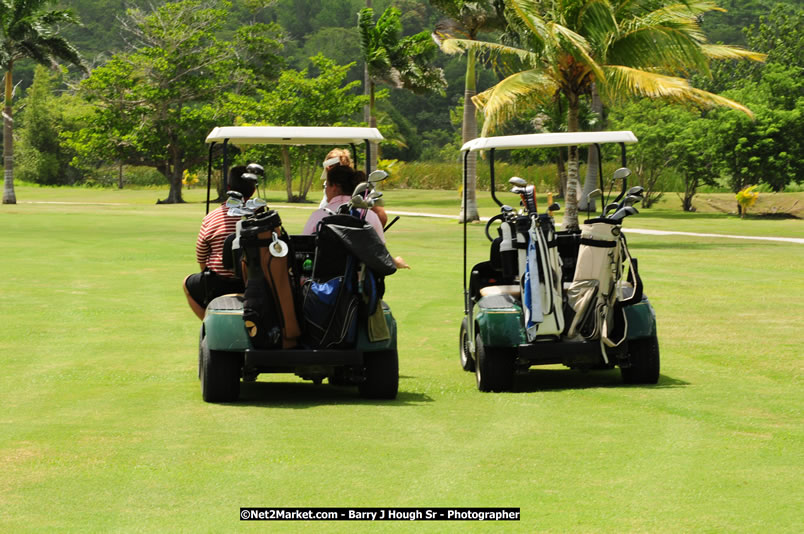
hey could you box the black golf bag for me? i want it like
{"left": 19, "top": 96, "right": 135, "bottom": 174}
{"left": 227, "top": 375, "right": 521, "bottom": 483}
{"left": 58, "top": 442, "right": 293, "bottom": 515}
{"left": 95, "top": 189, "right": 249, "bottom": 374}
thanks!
{"left": 301, "top": 215, "right": 396, "bottom": 348}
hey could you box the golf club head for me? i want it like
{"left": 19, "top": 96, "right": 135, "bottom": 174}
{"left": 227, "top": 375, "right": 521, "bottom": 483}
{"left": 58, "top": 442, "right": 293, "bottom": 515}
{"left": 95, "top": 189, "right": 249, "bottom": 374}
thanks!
{"left": 610, "top": 206, "right": 638, "bottom": 221}
{"left": 510, "top": 186, "right": 525, "bottom": 195}
{"left": 225, "top": 190, "right": 244, "bottom": 208}
{"left": 246, "top": 163, "right": 265, "bottom": 176}
{"left": 523, "top": 185, "right": 537, "bottom": 213}
{"left": 227, "top": 206, "right": 254, "bottom": 217}
{"left": 240, "top": 172, "right": 259, "bottom": 184}
{"left": 244, "top": 198, "right": 267, "bottom": 210}
{"left": 548, "top": 202, "right": 560, "bottom": 212}
{"left": 350, "top": 195, "right": 369, "bottom": 209}
{"left": 587, "top": 188, "right": 603, "bottom": 203}
{"left": 603, "top": 202, "right": 619, "bottom": 214}
{"left": 368, "top": 191, "right": 383, "bottom": 201}
{"left": 627, "top": 185, "right": 644, "bottom": 197}
{"left": 613, "top": 167, "right": 632, "bottom": 181}
{"left": 368, "top": 170, "right": 388, "bottom": 184}
{"left": 622, "top": 194, "right": 642, "bottom": 207}
{"left": 353, "top": 182, "right": 370, "bottom": 196}
{"left": 509, "top": 176, "right": 527, "bottom": 187}
{"left": 501, "top": 204, "right": 514, "bottom": 214}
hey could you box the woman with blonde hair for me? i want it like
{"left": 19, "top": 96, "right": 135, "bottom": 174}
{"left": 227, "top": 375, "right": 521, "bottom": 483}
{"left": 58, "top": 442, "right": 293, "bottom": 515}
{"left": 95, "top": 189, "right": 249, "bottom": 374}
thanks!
{"left": 318, "top": 148, "right": 388, "bottom": 226}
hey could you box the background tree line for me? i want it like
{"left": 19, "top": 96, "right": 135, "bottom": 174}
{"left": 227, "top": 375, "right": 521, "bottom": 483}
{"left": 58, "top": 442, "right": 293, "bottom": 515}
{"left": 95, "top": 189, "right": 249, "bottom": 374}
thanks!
{"left": 2, "top": 0, "right": 801, "bottom": 211}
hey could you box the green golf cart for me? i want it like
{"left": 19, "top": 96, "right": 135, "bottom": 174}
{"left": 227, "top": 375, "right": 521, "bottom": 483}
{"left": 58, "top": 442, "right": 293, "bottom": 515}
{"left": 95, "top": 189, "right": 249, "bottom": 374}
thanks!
{"left": 198, "top": 126, "right": 399, "bottom": 402}
{"left": 460, "top": 131, "right": 660, "bottom": 392}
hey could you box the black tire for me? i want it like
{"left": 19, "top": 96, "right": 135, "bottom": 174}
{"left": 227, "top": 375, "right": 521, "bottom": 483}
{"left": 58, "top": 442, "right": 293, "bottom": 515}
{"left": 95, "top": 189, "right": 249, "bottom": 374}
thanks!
{"left": 200, "top": 336, "right": 242, "bottom": 402}
{"left": 359, "top": 349, "right": 399, "bottom": 399}
{"left": 475, "top": 334, "right": 514, "bottom": 392}
{"left": 459, "top": 317, "right": 475, "bottom": 372}
{"left": 621, "top": 334, "right": 660, "bottom": 384}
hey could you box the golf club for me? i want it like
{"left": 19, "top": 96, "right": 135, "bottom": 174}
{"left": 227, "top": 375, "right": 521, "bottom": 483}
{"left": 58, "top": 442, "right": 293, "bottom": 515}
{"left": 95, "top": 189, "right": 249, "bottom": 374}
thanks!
{"left": 368, "top": 169, "right": 388, "bottom": 183}
{"left": 609, "top": 205, "right": 638, "bottom": 222}
{"left": 586, "top": 188, "right": 602, "bottom": 218}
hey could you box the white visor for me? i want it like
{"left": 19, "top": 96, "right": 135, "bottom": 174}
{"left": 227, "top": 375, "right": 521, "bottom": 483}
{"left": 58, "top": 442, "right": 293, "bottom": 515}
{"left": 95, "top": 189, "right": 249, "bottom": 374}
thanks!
{"left": 322, "top": 156, "right": 340, "bottom": 168}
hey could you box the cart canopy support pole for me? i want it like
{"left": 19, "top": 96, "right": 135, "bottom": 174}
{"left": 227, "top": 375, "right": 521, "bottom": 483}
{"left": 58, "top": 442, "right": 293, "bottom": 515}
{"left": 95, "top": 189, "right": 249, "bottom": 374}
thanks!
{"left": 206, "top": 142, "right": 216, "bottom": 215}
{"left": 463, "top": 149, "right": 470, "bottom": 315}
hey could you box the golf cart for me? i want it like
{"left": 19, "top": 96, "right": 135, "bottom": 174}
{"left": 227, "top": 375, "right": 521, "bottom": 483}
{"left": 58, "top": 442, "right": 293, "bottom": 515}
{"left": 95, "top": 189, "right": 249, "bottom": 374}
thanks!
{"left": 199, "top": 126, "right": 399, "bottom": 402}
{"left": 459, "top": 131, "right": 660, "bottom": 391}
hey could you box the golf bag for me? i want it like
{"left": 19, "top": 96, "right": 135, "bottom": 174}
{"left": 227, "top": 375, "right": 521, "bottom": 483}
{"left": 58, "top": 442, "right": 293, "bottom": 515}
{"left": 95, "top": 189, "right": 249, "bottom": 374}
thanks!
{"left": 566, "top": 219, "right": 643, "bottom": 359}
{"left": 238, "top": 210, "right": 302, "bottom": 349}
{"left": 302, "top": 215, "right": 396, "bottom": 348}
{"left": 518, "top": 214, "right": 564, "bottom": 340}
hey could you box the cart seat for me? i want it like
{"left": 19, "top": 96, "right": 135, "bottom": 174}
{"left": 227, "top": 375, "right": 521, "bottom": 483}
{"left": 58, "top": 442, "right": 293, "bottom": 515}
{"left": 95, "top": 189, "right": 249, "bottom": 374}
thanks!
{"left": 479, "top": 284, "right": 521, "bottom": 298}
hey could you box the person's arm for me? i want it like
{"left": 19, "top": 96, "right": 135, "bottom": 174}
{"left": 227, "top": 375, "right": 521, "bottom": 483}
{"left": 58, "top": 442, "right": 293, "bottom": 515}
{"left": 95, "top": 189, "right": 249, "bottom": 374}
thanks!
{"left": 371, "top": 205, "right": 388, "bottom": 227}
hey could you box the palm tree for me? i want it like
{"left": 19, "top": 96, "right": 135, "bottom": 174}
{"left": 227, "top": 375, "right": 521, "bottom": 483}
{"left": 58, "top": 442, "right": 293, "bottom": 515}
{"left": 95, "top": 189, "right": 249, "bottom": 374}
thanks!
{"left": 432, "top": 0, "right": 506, "bottom": 222}
{"left": 0, "top": 0, "right": 84, "bottom": 204}
{"left": 358, "top": 6, "right": 446, "bottom": 171}
{"left": 441, "top": 0, "right": 764, "bottom": 230}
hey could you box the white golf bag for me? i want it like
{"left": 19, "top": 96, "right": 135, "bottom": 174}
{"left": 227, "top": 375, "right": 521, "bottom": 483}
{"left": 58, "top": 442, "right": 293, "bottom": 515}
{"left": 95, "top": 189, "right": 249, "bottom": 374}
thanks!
{"left": 520, "top": 216, "right": 564, "bottom": 341}
{"left": 566, "top": 220, "right": 641, "bottom": 361}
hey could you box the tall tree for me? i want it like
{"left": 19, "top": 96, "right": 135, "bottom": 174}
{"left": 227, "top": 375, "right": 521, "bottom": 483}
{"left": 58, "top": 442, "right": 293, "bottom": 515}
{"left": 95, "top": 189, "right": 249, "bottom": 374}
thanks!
{"left": 0, "top": 0, "right": 84, "bottom": 204}
{"left": 431, "top": 0, "right": 506, "bottom": 222}
{"left": 72, "top": 0, "right": 258, "bottom": 204}
{"left": 442, "top": 0, "right": 763, "bottom": 230}
{"left": 358, "top": 6, "right": 447, "bottom": 171}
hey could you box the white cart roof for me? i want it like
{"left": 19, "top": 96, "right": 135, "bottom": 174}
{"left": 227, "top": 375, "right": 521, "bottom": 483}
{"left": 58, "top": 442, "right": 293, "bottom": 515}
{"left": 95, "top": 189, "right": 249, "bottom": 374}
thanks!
{"left": 461, "top": 131, "right": 637, "bottom": 152}
{"left": 205, "top": 126, "right": 384, "bottom": 145}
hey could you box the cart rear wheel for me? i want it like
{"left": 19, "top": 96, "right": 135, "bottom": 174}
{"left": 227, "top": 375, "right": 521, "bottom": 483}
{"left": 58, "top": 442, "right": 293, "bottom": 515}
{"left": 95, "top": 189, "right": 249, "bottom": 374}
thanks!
{"left": 459, "top": 317, "right": 475, "bottom": 372}
{"left": 359, "top": 349, "right": 399, "bottom": 399}
{"left": 621, "top": 334, "right": 660, "bottom": 384}
{"left": 200, "top": 336, "right": 242, "bottom": 402}
{"left": 475, "top": 334, "right": 514, "bottom": 392}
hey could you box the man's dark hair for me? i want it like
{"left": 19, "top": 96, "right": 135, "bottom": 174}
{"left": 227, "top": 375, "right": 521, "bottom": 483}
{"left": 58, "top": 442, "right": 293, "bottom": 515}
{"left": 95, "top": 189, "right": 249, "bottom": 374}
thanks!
{"left": 229, "top": 166, "right": 256, "bottom": 199}
{"left": 327, "top": 165, "right": 365, "bottom": 196}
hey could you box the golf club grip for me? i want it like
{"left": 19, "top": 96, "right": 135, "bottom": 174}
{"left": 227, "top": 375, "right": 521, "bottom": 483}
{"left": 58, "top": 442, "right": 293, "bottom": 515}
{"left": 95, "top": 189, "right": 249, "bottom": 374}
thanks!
{"left": 383, "top": 215, "right": 400, "bottom": 232}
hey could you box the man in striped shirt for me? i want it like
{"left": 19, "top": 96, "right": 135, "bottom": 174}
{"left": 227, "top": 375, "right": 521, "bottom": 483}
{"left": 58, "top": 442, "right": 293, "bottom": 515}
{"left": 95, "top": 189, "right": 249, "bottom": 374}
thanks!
{"left": 183, "top": 167, "right": 256, "bottom": 319}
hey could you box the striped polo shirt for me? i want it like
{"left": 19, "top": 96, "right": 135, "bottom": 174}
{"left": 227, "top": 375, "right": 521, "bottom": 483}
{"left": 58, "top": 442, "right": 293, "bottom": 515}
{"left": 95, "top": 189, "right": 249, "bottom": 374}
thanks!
{"left": 195, "top": 205, "right": 239, "bottom": 278}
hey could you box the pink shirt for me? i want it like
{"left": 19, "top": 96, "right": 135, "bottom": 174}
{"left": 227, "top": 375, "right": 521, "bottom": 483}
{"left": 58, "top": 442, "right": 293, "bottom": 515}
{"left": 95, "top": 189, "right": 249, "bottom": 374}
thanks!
{"left": 303, "top": 194, "right": 385, "bottom": 242}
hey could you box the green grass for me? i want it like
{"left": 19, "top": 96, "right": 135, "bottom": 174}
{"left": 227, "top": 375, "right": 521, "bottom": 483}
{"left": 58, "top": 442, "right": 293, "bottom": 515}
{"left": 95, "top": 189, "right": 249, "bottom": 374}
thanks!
{"left": 1, "top": 188, "right": 802, "bottom": 532}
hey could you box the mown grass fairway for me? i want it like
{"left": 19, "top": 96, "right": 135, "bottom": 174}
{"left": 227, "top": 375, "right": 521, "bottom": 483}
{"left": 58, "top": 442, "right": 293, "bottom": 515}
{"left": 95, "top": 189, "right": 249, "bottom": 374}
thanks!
{"left": 1, "top": 187, "right": 802, "bottom": 533}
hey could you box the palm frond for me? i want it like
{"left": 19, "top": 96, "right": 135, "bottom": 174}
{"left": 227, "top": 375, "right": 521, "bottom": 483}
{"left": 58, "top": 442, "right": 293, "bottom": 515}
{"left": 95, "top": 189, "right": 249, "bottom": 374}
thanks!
{"left": 608, "top": 25, "right": 711, "bottom": 74}
{"left": 702, "top": 44, "right": 766, "bottom": 63}
{"left": 604, "top": 65, "right": 753, "bottom": 117}
{"left": 440, "top": 37, "right": 538, "bottom": 66}
{"left": 508, "top": 0, "right": 551, "bottom": 49}
{"left": 473, "top": 69, "right": 558, "bottom": 136}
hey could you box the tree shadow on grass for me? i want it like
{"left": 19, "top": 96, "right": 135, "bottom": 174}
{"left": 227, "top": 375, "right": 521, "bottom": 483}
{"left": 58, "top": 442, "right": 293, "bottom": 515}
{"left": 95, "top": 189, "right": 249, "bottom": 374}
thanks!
{"left": 233, "top": 376, "right": 433, "bottom": 408}
{"left": 513, "top": 368, "right": 689, "bottom": 393}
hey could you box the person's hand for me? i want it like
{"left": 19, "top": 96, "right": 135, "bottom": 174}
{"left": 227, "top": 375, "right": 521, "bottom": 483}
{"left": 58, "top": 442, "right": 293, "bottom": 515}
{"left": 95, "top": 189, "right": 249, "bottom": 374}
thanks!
{"left": 394, "top": 256, "right": 410, "bottom": 269}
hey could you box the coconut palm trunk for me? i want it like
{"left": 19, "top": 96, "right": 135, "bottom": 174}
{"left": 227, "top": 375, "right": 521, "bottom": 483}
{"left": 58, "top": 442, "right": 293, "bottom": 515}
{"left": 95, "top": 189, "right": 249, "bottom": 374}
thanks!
{"left": 460, "top": 48, "right": 479, "bottom": 222}
{"left": 3, "top": 69, "right": 15, "bottom": 204}
{"left": 563, "top": 94, "right": 582, "bottom": 231}
{"left": 579, "top": 83, "right": 603, "bottom": 212}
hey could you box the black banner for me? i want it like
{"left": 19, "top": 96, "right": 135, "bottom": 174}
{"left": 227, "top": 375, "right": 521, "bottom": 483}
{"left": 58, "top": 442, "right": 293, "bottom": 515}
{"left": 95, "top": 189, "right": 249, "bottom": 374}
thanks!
{"left": 240, "top": 507, "right": 520, "bottom": 521}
